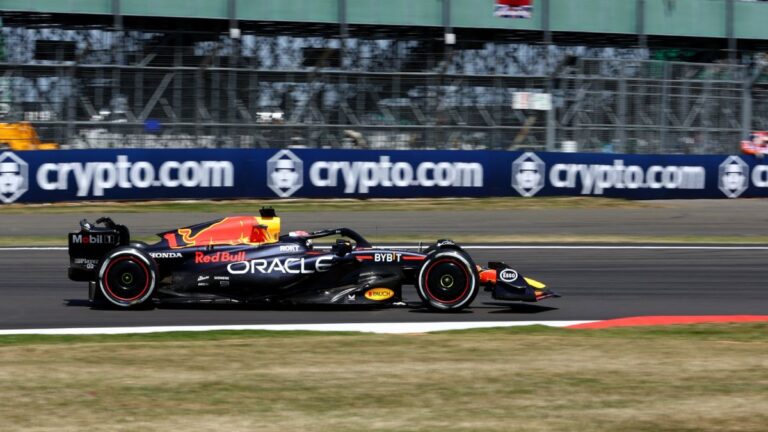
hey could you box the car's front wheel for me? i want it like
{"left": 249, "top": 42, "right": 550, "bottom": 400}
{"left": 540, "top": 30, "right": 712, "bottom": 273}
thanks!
{"left": 416, "top": 250, "right": 478, "bottom": 311}
{"left": 96, "top": 247, "right": 158, "bottom": 308}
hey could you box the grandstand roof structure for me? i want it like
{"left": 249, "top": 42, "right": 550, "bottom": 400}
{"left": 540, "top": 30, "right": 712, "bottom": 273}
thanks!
{"left": 1, "top": 0, "right": 767, "bottom": 54}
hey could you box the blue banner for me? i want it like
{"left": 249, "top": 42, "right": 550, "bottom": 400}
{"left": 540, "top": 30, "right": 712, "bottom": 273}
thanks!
{"left": 1, "top": 148, "right": 767, "bottom": 203}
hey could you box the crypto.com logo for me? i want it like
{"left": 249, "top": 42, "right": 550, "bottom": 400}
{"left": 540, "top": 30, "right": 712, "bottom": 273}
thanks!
{"left": 267, "top": 149, "right": 303, "bottom": 198}
{"left": 511, "top": 152, "right": 545, "bottom": 197}
{"left": 718, "top": 156, "right": 749, "bottom": 198}
{"left": 0, "top": 152, "right": 29, "bottom": 203}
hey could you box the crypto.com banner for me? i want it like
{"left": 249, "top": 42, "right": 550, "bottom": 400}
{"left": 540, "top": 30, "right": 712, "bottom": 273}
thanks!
{"left": 1, "top": 149, "right": 767, "bottom": 203}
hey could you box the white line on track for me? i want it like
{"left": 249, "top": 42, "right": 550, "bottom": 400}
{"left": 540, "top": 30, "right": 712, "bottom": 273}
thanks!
{"left": 0, "top": 321, "right": 596, "bottom": 336}
{"left": 3, "top": 245, "right": 768, "bottom": 251}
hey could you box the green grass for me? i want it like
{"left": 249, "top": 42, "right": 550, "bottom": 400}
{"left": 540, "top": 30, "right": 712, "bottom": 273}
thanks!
{"left": 0, "top": 329, "right": 349, "bottom": 346}
{"left": 0, "top": 322, "right": 765, "bottom": 346}
{"left": 9, "top": 197, "right": 762, "bottom": 245}
{"left": 0, "top": 323, "right": 766, "bottom": 431}
{"left": 0, "top": 197, "right": 652, "bottom": 214}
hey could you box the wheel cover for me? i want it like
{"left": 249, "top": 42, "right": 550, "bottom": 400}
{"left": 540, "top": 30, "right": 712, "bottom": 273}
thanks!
{"left": 424, "top": 258, "right": 470, "bottom": 304}
{"left": 103, "top": 256, "right": 151, "bottom": 302}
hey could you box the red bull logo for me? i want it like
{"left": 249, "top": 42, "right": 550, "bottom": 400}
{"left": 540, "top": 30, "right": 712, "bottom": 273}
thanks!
{"left": 195, "top": 251, "right": 246, "bottom": 264}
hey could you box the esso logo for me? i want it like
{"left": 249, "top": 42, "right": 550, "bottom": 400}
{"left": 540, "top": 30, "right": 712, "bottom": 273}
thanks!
{"left": 499, "top": 269, "right": 518, "bottom": 283}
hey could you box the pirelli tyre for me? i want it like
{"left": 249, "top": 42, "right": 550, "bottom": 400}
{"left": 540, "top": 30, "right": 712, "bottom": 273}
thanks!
{"left": 417, "top": 250, "right": 479, "bottom": 311}
{"left": 96, "top": 247, "right": 158, "bottom": 308}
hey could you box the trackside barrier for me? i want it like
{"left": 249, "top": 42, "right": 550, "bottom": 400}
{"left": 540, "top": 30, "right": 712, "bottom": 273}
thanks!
{"left": 1, "top": 149, "right": 767, "bottom": 204}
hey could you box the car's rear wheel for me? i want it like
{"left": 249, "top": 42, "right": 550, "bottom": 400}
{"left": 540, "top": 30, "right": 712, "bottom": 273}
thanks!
{"left": 97, "top": 247, "right": 157, "bottom": 308}
{"left": 417, "top": 250, "right": 478, "bottom": 311}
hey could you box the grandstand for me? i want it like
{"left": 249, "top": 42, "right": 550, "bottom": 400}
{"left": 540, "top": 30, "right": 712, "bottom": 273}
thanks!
{"left": 1, "top": 0, "right": 767, "bottom": 153}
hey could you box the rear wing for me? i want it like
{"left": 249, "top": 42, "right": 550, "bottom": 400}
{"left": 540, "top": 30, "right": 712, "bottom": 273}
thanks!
{"left": 68, "top": 217, "right": 130, "bottom": 281}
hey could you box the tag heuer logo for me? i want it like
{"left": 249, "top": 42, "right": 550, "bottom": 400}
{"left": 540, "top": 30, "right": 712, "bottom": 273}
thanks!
{"left": 0, "top": 152, "right": 29, "bottom": 204}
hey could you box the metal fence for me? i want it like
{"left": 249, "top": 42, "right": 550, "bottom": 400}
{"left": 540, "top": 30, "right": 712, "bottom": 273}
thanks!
{"left": 0, "top": 26, "right": 762, "bottom": 154}
{"left": 556, "top": 59, "right": 749, "bottom": 154}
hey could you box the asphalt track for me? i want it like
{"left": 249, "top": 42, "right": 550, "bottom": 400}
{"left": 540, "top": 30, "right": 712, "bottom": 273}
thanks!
{"left": 0, "top": 247, "right": 765, "bottom": 330}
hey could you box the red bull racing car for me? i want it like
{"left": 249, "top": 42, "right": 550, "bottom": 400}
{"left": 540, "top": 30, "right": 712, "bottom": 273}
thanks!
{"left": 67, "top": 208, "right": 558, "bottom": 311}
{"left": 741, "top": 131, "right": 768, "bottom": 158}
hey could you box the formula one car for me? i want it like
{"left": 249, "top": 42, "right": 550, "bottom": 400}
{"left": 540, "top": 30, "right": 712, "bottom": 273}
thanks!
{"left": 741, "top": 131, "right": 768, "bottom": 158}
{"left": 67, "top": 208, "right": 558, "bottom": 311}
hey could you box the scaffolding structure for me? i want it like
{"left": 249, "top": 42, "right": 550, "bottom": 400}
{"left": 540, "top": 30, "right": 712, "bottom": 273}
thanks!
{"left": 0, "top": 13, "right": 764, "bottom": 154}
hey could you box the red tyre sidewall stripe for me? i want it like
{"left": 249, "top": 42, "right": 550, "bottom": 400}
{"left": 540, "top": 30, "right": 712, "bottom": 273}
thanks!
{"left": 424, "top": 258, "right": 470, "bottom": 304}
{"left": 103, "top": 256, "right": 151, "bottom": 302}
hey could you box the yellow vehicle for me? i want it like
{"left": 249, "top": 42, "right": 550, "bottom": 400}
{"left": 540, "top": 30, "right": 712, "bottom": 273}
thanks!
{"left": 0, "top": 122, "right": 59, "bottom": 150}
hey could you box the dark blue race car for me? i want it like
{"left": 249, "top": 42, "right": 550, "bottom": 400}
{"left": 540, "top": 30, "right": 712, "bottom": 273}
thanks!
{"left": 68, "top": 208, "right": 558, "bottom": 311}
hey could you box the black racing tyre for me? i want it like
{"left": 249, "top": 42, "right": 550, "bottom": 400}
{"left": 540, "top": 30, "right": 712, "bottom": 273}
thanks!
{"left": 416, "top": 250, "right": 479, "bottom": 311}
{"left": 97, "top": 247, "right": 158, "bottom": 308}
